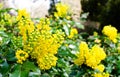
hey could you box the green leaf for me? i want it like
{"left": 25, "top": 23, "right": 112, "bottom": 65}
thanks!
{"left": 10, "top": 61, "right": 39, "bottom": 77}
{"left": 0, "top": 60, "right": 9, "bottom": 75}
{"left": 75, "top": 22, "right": 84, "bottom": 29}
{"left": 10, "top": 64, "right": 21, "bottom": 77}
{"left": 29, "top": 69, "right": 41, "bottom": 77}
{"left": 63, "top": 25, "right": 69, "bottom": 36}
{"left": 21, "top": 70, "right": 29, "bottom": 77}
{"left": 22, "top": 61, "right": 38, "bottom": 72}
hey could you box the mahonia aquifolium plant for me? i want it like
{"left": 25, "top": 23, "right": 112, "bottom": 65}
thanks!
{"left": 15, "top": 9, "right": 65, "bottom": 70}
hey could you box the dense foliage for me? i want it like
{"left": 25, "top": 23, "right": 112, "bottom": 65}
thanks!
{"left": 0, "top": 2, "right": 120, "bottom": 77}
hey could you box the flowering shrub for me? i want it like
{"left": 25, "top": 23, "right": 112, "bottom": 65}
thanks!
{"left": 0, "top": 2, "right": 120, "bottom": 77}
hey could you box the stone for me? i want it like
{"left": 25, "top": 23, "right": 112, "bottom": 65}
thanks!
{"left": 2, "top": 0, "right": 51, "bottom": 18}
{"left": 2, "top": 0, "right": 82, "bottom": 20}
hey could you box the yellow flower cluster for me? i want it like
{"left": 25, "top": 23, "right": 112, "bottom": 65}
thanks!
{"left": 17, "top": 9, "right": 30, "bottom": 21}
{"left": 102, "top": 25, "right": 117, "bottom": 43}
{"left": 54, "top": 3, "right": 69, "bottom": 18}
{"left": 28, "top": 23, "right": 64, "bottom": 70}
{"left": 74, "top": 42, "right": 106, "bottom": 69}
{"left": 16, "top": 10, "right": 64, "bottom": 70}
{"left": 15, "top": 50, "right": 29, "bottom": 64}
{"left": 36, "top": 18, "right": 51, "bottom": 31}
{"left": 68, "top": 28, "right": 78, "bottom": 39}
{"left": 74, "top": 42, "right": 108, "bottom": 76}
{"left": 17, "top": 9, "right": 35, "bottom": 43}
{"left": 37, "top": 53, "right": 58, "bottom": 70}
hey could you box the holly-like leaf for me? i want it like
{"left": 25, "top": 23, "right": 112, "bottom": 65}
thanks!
{"left": 10, "top": 61, "right": 40, "bottom": 77}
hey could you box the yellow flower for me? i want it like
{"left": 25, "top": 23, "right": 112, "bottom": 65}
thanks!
{"left": 74, "top": 42, "right": 106, "bottom": 69}
{"left": 68, "top": 28, "right": 78, "bottom": 39}
{"left": 19, "top": 17, "right": 65, "bottom": 70}
{"left": 102, "top": 25, "right": 117, "bottom": 43}
{"left": 15, "top": 50, "right": 29, "bottom": 64}
{"left": 17, "top": 9, "right": 30, "bottom": 21}
{"left": 16, "top": 10, "right": 64, "bottom": 70}
{"left": 17, "top": 9, "right": 35, "bottom": 43}
{"left": 54, "top": 3, "right": 69, "bottom": 18}
{"left": 85, "top": 55, "right": 98, "bottom": 68}
{"left": 90, "top": 45, "right": 106, "bottom": 62}
{"left": 85, "top": 45, "right": 106, "bottom": 68}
